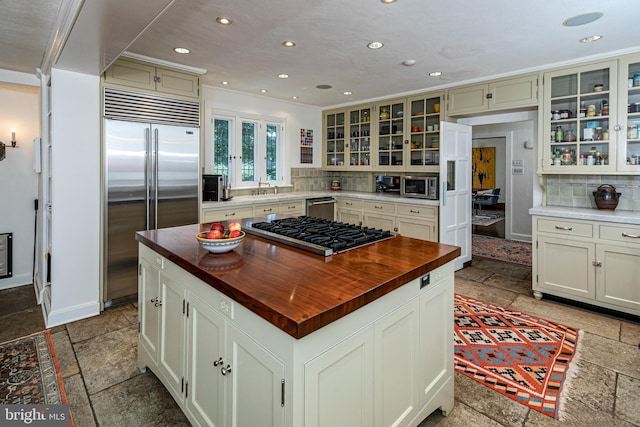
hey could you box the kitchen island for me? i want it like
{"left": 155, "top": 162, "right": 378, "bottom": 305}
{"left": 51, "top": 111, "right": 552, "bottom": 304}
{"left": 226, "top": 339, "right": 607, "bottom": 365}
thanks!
{"left": 135, "top": 216, "right": 460, "bottom": 427}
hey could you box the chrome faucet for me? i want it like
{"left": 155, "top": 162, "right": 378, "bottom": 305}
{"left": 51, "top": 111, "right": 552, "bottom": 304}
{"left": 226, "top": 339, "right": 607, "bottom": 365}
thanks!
{"left": 258, "top": 177, "right": 270, "bottom": 195}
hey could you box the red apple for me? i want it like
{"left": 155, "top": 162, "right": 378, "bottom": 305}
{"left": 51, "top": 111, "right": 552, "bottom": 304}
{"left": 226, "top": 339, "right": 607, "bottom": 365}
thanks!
{"left": 229, "top": 230, "right": 242, "bottom": 238}
{"left": 205, "top": 229, "right": 223, "bottom": 239}
{"left": 210, "top": 222, "right": 224, "bottom": 232}
{"left": 228, "top": 221, "right": 241, "bottom": 232}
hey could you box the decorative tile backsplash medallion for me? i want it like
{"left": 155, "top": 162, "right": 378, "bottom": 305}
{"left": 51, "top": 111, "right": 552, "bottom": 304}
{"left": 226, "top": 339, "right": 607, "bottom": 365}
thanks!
{"left": 543, "top": 174, "right": 640, "bottom": 211}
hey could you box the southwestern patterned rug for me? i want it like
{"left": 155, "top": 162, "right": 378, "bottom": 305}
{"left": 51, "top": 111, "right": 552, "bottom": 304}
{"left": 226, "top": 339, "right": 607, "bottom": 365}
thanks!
{"left": 454, "top": 294, "right": 582, "bottom": 420}
{"left": 0, "top": 330, "right": 68, "bottom": 405}
{"left": 472, "top": 234, "right": 532, "bottom": 266}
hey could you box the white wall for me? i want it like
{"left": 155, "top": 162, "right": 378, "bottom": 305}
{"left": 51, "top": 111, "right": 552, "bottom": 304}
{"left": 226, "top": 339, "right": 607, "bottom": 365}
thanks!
{"left": 46, "top": 68, "right": 101, "bottom": 326}
{"left": 0, "top": 75, "right": 41, "bottom": 289}
{"left": 201, "top": 86, "right": 323, "bottom": 178}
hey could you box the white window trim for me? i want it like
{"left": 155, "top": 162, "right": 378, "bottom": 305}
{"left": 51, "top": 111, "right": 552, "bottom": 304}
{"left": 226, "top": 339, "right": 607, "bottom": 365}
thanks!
{"left": 205, "top": 108, "right": 288, "bottom": 189}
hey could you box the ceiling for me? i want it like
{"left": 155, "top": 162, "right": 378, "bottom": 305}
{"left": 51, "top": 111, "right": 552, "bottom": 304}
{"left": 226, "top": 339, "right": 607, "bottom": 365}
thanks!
{"left": 2, "top": 0, "right": 640, "bottom": 108}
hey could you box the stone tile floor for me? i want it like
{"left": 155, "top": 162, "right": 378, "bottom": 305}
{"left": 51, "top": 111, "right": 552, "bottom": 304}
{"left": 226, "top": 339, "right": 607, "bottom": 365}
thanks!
{"left": 1, "top": 257, "right": 638, "bottom": 426}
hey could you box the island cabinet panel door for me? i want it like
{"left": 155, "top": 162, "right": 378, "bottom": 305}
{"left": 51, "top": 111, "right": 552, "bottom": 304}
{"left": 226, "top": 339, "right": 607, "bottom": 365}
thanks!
{"left": 226, "top": 324, "right": 286, "bottom": 427}
{"left": 419, "top": 277, "right": 454, "bottom": 407}
{"left": 158, "top": 273, "right": 187, "bottom": 404}
{"left": 138, "top": 257, "right": 161, "bottom": 365}
{"left": 374, "top": 298, "right": 421, "bottom": 427}
{"left": 185, "top": 293, "right": 225, "bottom": 427}
{"left": 304, "top": 328, "right": 375, "bottom": 427}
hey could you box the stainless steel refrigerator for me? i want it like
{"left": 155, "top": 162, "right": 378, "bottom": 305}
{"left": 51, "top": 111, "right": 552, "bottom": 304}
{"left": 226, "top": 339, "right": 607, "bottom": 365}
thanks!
{"left": 103, "top": 89, "right": 200, "bottom": 304}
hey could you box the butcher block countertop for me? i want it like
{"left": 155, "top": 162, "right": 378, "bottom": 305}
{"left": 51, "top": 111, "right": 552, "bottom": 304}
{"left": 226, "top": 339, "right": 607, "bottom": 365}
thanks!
{"left": 135, "top": 216, "right": 460, "bottom": 339}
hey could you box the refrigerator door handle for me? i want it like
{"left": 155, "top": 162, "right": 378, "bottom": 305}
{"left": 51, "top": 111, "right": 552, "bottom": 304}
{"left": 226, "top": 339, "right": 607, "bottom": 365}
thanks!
{"left": 145, "top": 127, "right": 151, "bottom": 229}
{"left": 154, "top": 127, "right": 160, "bottom": 230}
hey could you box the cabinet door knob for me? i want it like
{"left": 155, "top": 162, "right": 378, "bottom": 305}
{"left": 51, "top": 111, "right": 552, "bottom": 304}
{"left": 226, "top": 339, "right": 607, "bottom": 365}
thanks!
{"left": 213, "top": 357, "right": 224, "bottom": 367}
{"left": 154, "top": 300, "right": 162, "bottom": 307}
{"left": 486, "top": 93, "right": 493, "bottom": 99}
{"left": 150, "top": 297, "right": 158, "bottom": 303}
{"left": 221, "top": 364, "right": 232, "bottom": 376}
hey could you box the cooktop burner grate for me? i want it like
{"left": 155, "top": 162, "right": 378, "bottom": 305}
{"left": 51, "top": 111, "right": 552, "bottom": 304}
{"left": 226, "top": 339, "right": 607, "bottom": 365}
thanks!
{"left": 245, "top": 216, "right": 395, "bottom": 256}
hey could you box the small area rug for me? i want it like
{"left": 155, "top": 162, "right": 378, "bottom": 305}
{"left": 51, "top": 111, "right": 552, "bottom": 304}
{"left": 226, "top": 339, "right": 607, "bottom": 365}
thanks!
{"left": 472, "top": 234, "right": 532, "bottom": 266}
{"left": 0, "top": 330, "right": 68, "bottom": 405}
{"left": 472, "top": 213, "right": 505, "bottom": 227}
{"left": 454, "top": 294, "right": 581, "bottom": 420}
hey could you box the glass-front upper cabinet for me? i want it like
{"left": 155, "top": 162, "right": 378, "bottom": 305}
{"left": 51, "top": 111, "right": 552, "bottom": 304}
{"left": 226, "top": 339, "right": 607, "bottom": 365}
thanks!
{"left": 376, "top": 99, "right": 406, "bottom": 169}
{"left": 618, "top": 55, "right": 640, "bottom": 171}
{"left": 324, "top": 110, "right": 346, "bottom": 169}
{"left": 542, "top": 61, "right": 617, "bottom": 173}
{"left": 407, "top": 93, "right": 443, "bottom": 172}
{"left": 347, "top": 106, "right": 372, "bottom": 168}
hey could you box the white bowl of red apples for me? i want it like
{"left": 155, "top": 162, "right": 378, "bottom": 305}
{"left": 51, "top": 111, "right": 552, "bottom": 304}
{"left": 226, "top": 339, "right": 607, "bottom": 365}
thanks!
{"left": 196, "top": 221, "right": 245, "bottom": 254}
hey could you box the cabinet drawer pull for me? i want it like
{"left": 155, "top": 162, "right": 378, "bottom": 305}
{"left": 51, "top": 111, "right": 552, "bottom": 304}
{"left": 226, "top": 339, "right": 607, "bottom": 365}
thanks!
{"left": 263, "top": 208, "right": 273, "bottom": 213}
{"left": 374, "top": 205, "right": 382, "bottom": 209}
{"left": 622, "top": 232, "right": 640, "bottom": 238}
{"left": 410, "top": 209, "right": 420, "bottom": 214}
{"left": 225, "top": 212, "right": 236, "bottom": 217}
{"left": 554, "top": 225, "right": 573, "bottom": 231}
{"left": 346, "top": 202, "right": 353, "bottom": 206}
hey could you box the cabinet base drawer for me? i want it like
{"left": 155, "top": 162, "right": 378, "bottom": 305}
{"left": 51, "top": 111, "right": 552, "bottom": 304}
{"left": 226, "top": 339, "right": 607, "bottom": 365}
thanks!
{"left": 537, "top": 218, "right": 593, "bottom": 238}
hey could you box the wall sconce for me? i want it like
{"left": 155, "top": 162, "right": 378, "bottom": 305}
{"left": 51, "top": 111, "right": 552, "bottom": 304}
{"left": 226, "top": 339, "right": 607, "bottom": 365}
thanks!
{"left": 0, "top": 129, "right": 17, "bottom": 161}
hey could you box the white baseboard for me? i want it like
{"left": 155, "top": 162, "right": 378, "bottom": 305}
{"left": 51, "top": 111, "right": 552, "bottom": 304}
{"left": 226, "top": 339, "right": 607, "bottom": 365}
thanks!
{"left": 0, "top": 272, "right": 34, "bottom": 290}
{"left": 44, "top": 300, "right": 101, "bottom": 328}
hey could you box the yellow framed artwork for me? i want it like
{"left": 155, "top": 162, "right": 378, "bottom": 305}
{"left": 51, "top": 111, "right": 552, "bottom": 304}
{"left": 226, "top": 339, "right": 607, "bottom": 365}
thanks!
{"left": 472, "top": 147, "right": 495, "bottom": 190}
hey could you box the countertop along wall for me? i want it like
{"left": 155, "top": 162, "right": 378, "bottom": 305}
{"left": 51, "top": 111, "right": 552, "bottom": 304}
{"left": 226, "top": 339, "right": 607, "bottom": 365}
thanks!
{"left": 0, "top": 71, "right": 40, "bottom": 289}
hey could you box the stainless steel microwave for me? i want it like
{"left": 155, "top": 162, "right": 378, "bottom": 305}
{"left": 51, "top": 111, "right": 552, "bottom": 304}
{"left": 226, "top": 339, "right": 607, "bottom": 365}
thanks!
{"left": 401, "top": 176, "right": 438, "bottom": 199}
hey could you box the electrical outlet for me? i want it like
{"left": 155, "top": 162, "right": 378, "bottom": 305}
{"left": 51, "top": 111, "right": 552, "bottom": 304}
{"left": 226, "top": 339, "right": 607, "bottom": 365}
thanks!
{"left": 219, "top": 297, "right": 233, "bottom": 319}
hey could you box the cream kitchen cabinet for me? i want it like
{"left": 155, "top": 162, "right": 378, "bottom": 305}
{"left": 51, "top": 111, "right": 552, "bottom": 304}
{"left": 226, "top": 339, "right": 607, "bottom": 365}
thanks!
{"left": 336, "top": 197, "right": 364, "bottom": 225}
{"left": 617, "top": 54, "right": 640, "bottom": 172}
{"left": 540, "top": 60, "right": 617, "bottom": 173}
{"left": 104, "top": 58, "right": 200, "bottom": 99}
{"left": 406, "top": 93, "right": 444, "bottom": 173}
{"left": 532, "top": 215, "right": 640, "bottom": 316}
{"left": 280, "top": 200, "right": 305, "bottom": 216}
{"left": 202, "top": 205, "right": 254, "bottom": 223}
{"left": 376, "top": 98, "right": 407, "bottom": 170}
{"left": 362, "top": 200, "right": 396, "bottom": 231}
{"left": 138, "top": 254, "right": 162, "bottom": 366}
{"left": 396, "top": 203, "right": 438, "bottom": 242}
{"left": 254, "top": 202, "right": 281, "bottom": 216}
{"left": 303, "top": 265, "right": 454, "bottom": 427}
{"left": 138, "top": 245, "right": 286, "bottom": 427}
{"left": 447, "top": 74, "right": 538, "bottom": 116}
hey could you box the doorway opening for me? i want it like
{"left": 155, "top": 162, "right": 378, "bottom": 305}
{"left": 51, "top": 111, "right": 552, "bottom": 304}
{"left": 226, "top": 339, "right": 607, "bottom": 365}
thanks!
{"left": 472, "top": 137, "right": 506, "bottom": 239}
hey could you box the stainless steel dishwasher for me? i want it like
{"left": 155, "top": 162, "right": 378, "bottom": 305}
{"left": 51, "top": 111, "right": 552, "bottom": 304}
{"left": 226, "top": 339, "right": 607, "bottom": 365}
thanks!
{"left": 306, "top": 197, "right": 336, "bottom": 221}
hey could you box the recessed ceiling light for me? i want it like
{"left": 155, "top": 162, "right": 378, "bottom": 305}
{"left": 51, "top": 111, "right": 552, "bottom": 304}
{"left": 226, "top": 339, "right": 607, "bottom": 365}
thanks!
{"left": 429, "top": 71, "right": 442, "bottom": 77}
{"left": 367, "top": 41, "right": 384, "bottom": 49}
{"left": 221, "top": 81, "right": 229, "bottom": 85}
{"left": 343, "top": 91, "right": 352, "bottom": 95}
{"left": 316, "top": 84, "right": 332, "bottom": 89}
{"left": 260, "top": 89, "right": 268, "bottom": 93}
{"left": 402, "top": 59, "right": 416, "bottom": 66}
{"left": 381, "top": 0, "right": 397, "bottom": 3}
{"left": 278, "top": 74, "right": 289, "bottom": 79}
{"left": 174, "top": 47, "right": 190, "bottom": 54}
{"left": 216, "top": 17, "right": 232, "bottom": 25}
{"left": 580, "top": 35, "right": 603, "bottom": 43}
{"left": 292, "top": 96, "right": 299, "bottom": 100}
{"left": 563, "top": 12, "right": 603, "bottom": 27}
{"left": 282, "top": 41, "right": 296, "bottom": 47}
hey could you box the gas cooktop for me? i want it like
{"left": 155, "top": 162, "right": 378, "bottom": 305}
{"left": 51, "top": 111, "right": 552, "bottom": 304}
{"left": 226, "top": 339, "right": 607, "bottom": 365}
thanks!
{"left": 245, "top": 216, "right": 395, "bottom": 256}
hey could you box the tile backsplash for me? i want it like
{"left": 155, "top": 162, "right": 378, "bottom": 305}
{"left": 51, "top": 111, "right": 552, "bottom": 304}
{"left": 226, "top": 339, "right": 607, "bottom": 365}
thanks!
{"left": 543, "top": 175, "right": 640, "bottom": 211}
{"left": 290, "top": 168, "right": 374, "bottom": 192}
